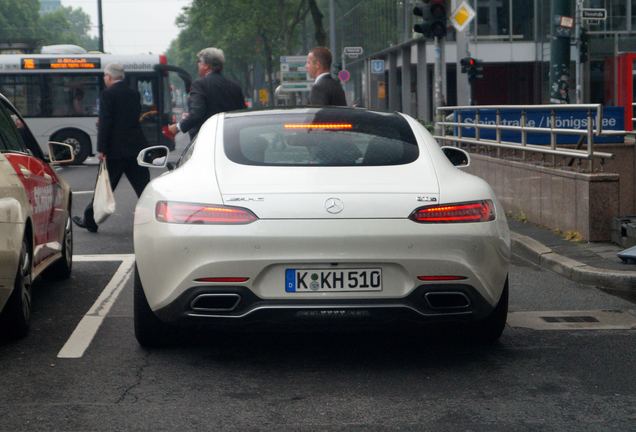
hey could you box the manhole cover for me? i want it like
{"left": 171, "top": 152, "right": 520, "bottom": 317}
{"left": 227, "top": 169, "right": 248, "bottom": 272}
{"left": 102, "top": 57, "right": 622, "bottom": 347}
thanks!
{"left": 508, "top": 310, "right": 636, "bottom": 330}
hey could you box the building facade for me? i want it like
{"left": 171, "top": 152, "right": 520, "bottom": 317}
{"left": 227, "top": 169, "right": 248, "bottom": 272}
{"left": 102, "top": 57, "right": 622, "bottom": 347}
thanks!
{"left": 336, "top": 0, "right": 636, "bottom": 123}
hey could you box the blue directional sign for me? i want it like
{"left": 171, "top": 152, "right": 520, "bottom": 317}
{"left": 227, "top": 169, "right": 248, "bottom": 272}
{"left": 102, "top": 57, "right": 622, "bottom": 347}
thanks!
{"left": 454, "top": 107, "right": 624, "bottom": 144}
{"left": 371, "top": 59, "right": 385, "bottom": 74}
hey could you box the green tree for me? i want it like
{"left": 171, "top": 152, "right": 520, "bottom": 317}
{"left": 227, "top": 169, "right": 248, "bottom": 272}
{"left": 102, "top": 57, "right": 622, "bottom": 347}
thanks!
{"left": 0, "top": 0, "right": 40, "bottom": 43}
{"left": 39, "top": 6, "right": 99, "bottom": 50}
{"left": 170, "top": 0, "right": 315, "bottom": 106}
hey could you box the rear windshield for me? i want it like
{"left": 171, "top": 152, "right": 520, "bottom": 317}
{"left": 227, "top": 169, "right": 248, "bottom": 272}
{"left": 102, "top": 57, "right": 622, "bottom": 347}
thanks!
{"left": 223, "top": 109, "right": 419, "bottom": 166}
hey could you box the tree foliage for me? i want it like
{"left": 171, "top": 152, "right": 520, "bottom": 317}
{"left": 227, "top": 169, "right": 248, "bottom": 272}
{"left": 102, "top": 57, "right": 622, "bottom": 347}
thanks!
{"left": 0, "top": 0, "right": 40, "bottom": 42}
{"left": 168, "top": 0, "right": 320, "bottom": 105}
{"left": 39, "top": 6, "right": 99, "bottom": 50}
{"left": 0, "top": 1, "right": 97, "bottom": 51}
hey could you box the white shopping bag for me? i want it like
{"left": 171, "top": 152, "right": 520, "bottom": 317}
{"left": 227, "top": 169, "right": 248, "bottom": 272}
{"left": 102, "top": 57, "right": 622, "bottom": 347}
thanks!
{"left": 93, "top": 160, "right": 116, "bottom": 224}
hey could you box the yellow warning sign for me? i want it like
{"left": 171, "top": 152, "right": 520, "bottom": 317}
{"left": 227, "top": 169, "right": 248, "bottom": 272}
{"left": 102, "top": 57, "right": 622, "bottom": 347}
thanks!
{"left": 450, "top": 1, "right": 476, "bottom": 32}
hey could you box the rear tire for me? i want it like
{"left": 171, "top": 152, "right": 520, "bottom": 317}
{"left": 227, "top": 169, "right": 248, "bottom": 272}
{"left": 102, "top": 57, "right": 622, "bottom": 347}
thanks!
{"left": 0, "top": 240, "right": 33, "bottom": 340}
{"left": 134, "top": 265, "right": 175, "bottom": 347}
{"left": 51, "top": 129, "right": 91, "bottom": 165}
{"left": 42, "top": 213, "right": 73, "bottom": 281}
{"left": 471, "top": 277, "right": 509, "bottom": 343}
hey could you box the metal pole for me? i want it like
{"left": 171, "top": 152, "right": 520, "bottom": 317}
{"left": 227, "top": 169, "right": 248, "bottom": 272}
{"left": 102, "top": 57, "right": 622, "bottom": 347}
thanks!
{"left": 575, "top": 0, "right": 583, "bottom": 103}
{"left": 587, "top": 109, "right": 594, "bottom": 172}
{"left": 549, "top": 0, "right": 572, "bottom": 103}
{"left": 433, "top": 36, "right": 444, "bottom": 134}
{"left": 97, "top": 0, "right": 104, "bottom": 52}
{"left": 329, "top": 0, "right": 336, "bottom": 59}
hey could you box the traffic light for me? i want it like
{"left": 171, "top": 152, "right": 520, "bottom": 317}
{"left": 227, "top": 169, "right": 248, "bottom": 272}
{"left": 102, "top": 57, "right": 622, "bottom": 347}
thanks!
{"left": 413, "top": 0, "right": 448, "bottom": 39}
{"left": 460, "top": 57, "right": 484, "bottom": 81}
{"left": 579, "top": 28, "right": 589, "bottom": 63}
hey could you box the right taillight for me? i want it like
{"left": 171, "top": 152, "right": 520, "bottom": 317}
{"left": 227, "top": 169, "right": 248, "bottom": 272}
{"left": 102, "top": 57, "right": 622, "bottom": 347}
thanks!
{"left": 409, "top": 200, "right": 495, "bottom": 223}
{"left": 155, "top": 201, "right": 258, "bottom": 224}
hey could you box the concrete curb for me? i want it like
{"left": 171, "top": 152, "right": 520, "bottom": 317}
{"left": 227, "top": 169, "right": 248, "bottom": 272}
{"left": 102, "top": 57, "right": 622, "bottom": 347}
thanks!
{"left": 510, "top": 232, "right": 636, "bottom": 292}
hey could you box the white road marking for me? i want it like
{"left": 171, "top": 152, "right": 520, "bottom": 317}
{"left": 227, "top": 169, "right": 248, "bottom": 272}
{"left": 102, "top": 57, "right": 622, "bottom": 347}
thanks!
{"left": 72, "top": 190, "right": 94, "bottom": 195}
{"left": 507, "top": 310, "right": 636, "bottom": 331}
{"left": 57, "top": 254, "right": 135, "bottom": 359}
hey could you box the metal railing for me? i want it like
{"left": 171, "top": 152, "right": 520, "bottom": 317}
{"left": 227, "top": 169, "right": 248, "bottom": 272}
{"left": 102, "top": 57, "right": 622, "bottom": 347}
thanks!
{"left": 434, "top": 104, "right": 620, "bottom": 172}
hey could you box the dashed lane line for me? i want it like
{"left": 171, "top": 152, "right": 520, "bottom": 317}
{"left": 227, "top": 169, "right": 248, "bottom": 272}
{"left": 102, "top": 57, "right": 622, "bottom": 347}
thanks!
{"left": 57, "top": 254, "right": 135, "bottom": 359}
{"left": 72, "top": 190, "right": 94, "bottom": 195}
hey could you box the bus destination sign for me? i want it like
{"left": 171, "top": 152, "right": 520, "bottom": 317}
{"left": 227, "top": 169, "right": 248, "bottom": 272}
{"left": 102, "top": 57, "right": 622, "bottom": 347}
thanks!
{"left": 21, "top": 57, "right": 101, "bottom": 70}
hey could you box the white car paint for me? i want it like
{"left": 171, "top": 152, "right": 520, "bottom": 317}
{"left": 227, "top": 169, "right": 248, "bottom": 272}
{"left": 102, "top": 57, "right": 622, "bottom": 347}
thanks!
{"left": 133, "top": 108, "right": 510, "bottom": 345}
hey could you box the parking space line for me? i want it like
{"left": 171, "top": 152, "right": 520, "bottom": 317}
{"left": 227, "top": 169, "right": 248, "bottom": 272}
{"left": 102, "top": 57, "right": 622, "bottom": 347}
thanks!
{"left": 57, "top": 254, "right": 135, "bottom": 359}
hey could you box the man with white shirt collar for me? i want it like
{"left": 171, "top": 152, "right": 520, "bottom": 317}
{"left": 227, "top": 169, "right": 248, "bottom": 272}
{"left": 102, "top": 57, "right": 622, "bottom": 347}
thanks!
{"left": 305, "top": 47, "right": 347, "bottom": 106}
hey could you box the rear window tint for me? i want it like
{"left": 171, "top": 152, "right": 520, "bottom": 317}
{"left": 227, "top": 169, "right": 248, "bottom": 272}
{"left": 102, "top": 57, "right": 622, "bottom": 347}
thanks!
{"left": 223, "top": 109, "right": 419, "bottom": 166}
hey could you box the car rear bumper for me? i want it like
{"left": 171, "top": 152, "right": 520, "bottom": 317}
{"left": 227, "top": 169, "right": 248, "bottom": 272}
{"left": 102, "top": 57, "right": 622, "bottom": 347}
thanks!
{"left": 135, "top": 218, "right": 510, "bottom": 313}
{"left": 153, "top": 283, "right": 500, "bottom": 326}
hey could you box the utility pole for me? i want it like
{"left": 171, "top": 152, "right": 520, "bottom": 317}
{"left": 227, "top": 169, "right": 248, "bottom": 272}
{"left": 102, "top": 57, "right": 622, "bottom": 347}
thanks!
{"left": 329, "top": 0, "right": 336, "bottom": 73}
{"left": 575, "top": 0, "right": 583, "bottom": 103}
{"left": 97, "top": 0, "right": 104, "bottom": 52}
{"left": 549, "top": 0, "right": 572, "bottom": 104}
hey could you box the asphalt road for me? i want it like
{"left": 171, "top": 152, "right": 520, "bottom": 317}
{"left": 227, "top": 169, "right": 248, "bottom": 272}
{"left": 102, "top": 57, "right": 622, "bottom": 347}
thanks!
{"left": 0, "top": 148, "right": 634, "bottom": 431}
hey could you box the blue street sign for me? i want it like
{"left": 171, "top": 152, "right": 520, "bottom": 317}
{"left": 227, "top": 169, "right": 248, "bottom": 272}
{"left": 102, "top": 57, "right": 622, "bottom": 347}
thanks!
{"left": 453, "top": 107, "right": 624, "bottom": 144}
{"left": 371, "top": 59, "right": 385, "bottom": 74}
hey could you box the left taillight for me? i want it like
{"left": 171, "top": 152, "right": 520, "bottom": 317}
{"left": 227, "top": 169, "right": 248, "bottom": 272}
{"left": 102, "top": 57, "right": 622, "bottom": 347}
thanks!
{"left": 409, "top": 200, "right": 495, "bottom": 223}
{"left": 155, "top": 201, "right": 258, "bottom": 224}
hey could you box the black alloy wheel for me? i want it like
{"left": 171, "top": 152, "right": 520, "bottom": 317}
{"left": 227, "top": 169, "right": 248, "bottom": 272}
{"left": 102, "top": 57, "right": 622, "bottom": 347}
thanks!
{"left": 0, "top": 239, "right": 33, "bottom": 339}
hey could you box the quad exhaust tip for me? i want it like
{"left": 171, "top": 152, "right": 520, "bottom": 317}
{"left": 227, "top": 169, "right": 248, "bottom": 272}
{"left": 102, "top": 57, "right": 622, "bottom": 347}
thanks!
{"left": 424, "top": 292, "right": 471, "bottom": 310}
{"left": 190, "top": 293, "right": 241, "bottom": 312}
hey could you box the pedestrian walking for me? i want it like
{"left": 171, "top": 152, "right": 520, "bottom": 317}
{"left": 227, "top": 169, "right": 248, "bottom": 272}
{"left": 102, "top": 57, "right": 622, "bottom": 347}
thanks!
{"left": 305, "top": 47, "right": 347, "bottom": 106}
{"left": 72, "top": 63, "right": 149, "bottom": 233}
{"left": 168, "top": 47, "right": 245, "bottom": 139}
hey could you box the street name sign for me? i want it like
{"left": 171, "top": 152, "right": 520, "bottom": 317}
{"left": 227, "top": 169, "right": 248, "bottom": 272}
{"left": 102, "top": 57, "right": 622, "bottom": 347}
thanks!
{"left": 343, "top": 46, "right": 364, "bottom": 59}
{"left": 581, "top": 8, "right": 607, "bottom": 20}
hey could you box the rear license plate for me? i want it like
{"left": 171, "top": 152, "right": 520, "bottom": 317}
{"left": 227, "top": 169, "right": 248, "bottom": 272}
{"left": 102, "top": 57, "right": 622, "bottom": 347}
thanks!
{"left": 285, "top": 268, "right": 382, "bottom": 292}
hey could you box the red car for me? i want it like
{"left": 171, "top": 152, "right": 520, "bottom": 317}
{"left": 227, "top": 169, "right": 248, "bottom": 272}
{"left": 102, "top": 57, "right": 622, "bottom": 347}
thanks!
{"left": 0, "top": 93, "right": 74, "bottom": 339}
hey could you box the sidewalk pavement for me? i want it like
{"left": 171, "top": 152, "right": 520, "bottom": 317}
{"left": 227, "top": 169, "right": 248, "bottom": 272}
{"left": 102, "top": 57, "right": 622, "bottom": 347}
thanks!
{"left": 509, "top": 219, "right": 636, "bottom": 292}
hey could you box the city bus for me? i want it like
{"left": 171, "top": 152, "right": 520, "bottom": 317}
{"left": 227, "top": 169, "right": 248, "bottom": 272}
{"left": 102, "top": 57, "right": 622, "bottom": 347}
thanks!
{"left": 0, "top": 46, "right": 191, "bottom": 164}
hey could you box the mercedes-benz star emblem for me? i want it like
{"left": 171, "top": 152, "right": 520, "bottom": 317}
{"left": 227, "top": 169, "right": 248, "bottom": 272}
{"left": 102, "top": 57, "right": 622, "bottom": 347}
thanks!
{"left": 325, "top": 197, "right": 344, "bottom": 214}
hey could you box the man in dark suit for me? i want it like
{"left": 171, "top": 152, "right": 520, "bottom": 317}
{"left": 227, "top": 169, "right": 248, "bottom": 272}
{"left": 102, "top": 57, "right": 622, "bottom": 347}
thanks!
{"left": 306, "top": 47, "right": 347, "bottom": 106}
{"left": 168, "top": 47, "right": 245, "bottom": 139}
{"left": 73, "top": 63, "right": 149, "bottom": 233}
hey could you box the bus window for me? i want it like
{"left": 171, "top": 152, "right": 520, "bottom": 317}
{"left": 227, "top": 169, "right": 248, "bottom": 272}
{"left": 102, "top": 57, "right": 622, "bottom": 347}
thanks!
{"left": 45, "top": 75, "right": 100, "bottom": 117}
{"left": 0, "top": 75, "right": 43, "bottom": 117}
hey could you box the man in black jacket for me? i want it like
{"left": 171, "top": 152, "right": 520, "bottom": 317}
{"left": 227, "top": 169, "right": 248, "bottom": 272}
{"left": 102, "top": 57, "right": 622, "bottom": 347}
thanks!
{"left": 306, "top": 47, "right": 347, "bottom": 106}
{"left": 73, "top": 63, "right": 149, "bottom": 233}
{"left": 168, "top": 47, "right": 245, "bottom": 139}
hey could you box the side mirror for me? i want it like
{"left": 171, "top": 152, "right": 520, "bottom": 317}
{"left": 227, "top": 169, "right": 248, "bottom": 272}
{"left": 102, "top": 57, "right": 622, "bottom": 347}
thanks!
{"left": 441, "top": 146, "right": 470, "bottom": 168}
{"left": 137, "top": 145, "right": 169, "bottom": 168}
{"left": 47, "top": 141, "right": 75, "bottom": 165}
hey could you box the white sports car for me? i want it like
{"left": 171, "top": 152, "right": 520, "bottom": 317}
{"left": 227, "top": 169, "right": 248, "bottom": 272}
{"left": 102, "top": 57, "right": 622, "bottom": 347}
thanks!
{"left": 133, "top": 107, "right": 510, "bottom": 347}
